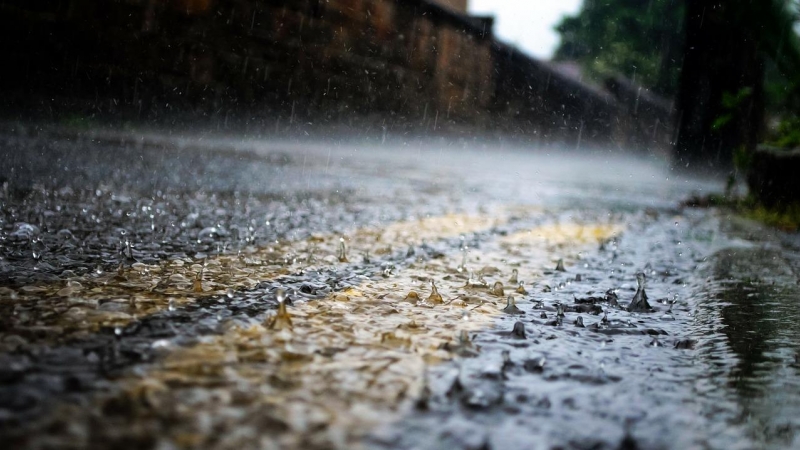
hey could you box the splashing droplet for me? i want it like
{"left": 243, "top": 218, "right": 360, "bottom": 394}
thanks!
{"left": 337, "top": 237, "right": 349, "bottom": 263}
{"left": 555, "top": 258, "right": 566, "bottom": 272}
{"left": 31, "top": 237, "right": 45, "bottom": 261}
{"left": 404, "top": 291, "right": 420, "bottom": 304}
{"left": 627, "top": 271, "right": 653, "bottom": 313}
{"left": 502, "top": 296, "right": 525, "bottom": 315}
{"left": 267, "top": 288, "right": 293, "bottom": 330}
{"left": 511, "top": 321, "right": 526, "bottom": 339}
{"left": 193, "top": 267, "right": 204, "bottom": 293}
{"left": 426, "top": 280, "right": 443, "bottom": 304}
{"left": 491, "top": 281, "right": 505, "bottom": 297}
{"left": 457, "top": 247, "right": 468, "bottom": 273}
{"left": 508, "top": 268, "right": 518, "bottom": 284}
{"left": 574, "top": 316, "right": 585, "bottom": 328}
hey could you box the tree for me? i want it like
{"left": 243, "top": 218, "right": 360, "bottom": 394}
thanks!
{"left": 674, "top": 0, "right": 800, "bottom": 171}
{"left": 553, "top": 0, "right": 685, "bottom": 97}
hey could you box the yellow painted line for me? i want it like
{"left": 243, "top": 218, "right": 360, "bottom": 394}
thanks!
{"left": 0, "top": 212, "right": 510, "bottom": 347}
{"left": 31, "top": 220, "right": 624, "bottom": 449}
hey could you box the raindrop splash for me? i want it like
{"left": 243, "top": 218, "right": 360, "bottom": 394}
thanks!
{"left": 337, "top": 237, "right": 349, "bottom": 263}
{"left": 491, "top": 281, "right": 505, "bottom": 297}
{"left": 502, "top": 296, "right": 525, "bottom": 315}
{"left": 426, "top": 280, "right": 444, "bottom": 304}
{"left": 627, "top": 271, "right": 654, "bottom": 313}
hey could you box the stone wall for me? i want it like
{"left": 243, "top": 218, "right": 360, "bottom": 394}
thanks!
{"left": 0, "top": 0, "right": 672, "bottom": 150}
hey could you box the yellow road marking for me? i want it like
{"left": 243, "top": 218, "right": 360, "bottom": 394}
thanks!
{"left": 0, "top": 212, "right": 509, "bottom": 347}
{"left": 31, "top": 220, "right": 623, "bottom": 449}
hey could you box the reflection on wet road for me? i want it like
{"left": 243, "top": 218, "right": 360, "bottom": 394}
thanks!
{"left": 1, "top": 128, "right": 800, "bottom": 449}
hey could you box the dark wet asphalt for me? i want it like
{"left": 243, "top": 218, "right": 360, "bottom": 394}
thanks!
{"left": 2, "top": 126, "right": 800, "bottom": 449}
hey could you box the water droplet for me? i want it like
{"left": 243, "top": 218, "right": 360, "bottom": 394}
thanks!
{"left": 193, "top": 268, "right": 204, "bottom": 293}
{"left": 226, "top": 288, "right": 234, "bottom": 299}
{"left": 426, "top": 280, "right": 443, "bottom": 304}
{"left": 30, "top": 237, "right": 44, "bottom": 261}
{"left": 574, "top": 316, "right": 585, "bottom": 328}
{"left": 457, "top": 247, "right": 468, "bottom": 273}
{"left": 628, "top": 271, "right": 653, "bottom": 313}
{"left": 555, "top": 258, "right": 566, "bottom": 272}
{"left": 267, "top": 289, "right": 293, "bottom": 330}
{"left": 502, "top": 296, "right": 524, "bottom": 315}
{"left": 337, "top": 237, "right": 349, "bottom": 263}
{"left": 168, "top": 299, "right": 176, "bottom": 312}
{"left": 404, "top": 291, "right": 420, "bottom": 303}
{"left": 508, "top": 268, "right": 518, "bottom": 284}
{"left": 491, "top": 281, "right": 505, "bottom": 297}
{"left": 511, "top": 321, "right": 526, "bottom": 338}
{"left": 515, "top": 282, "right": 528, "bottom": 295}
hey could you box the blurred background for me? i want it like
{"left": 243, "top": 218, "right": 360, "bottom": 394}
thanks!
{"left": 3, "top": 0, "right": 800, "bottom": 199}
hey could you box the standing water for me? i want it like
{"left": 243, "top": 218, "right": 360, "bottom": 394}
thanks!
{"left": 0, "top": 131, "right": 799, "bottom": 449}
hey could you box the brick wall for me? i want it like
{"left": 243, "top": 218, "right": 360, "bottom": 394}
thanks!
{"left": 424, "top": 0, "right": 467, "bottom": 13}
{"left": 0, "top": 0, "right": 671, "bottom": 149}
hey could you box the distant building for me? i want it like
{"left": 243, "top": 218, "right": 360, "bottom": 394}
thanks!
{"left": 427, "top": 0, "right": 467, "bottom": 13}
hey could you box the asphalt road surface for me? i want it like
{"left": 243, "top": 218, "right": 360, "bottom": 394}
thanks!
{"left": 2, "top": 127, "right": 800, "bottom": 449}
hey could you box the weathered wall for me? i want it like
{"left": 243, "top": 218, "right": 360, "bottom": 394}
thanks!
{"left": 424, "top": 0, "right": 467, "bottom": 13}
{"left": 1, "top": 0, "right": 493, "bottom": 129}
{"left": 0, "top": 0, "right": 672, "bottom": 150}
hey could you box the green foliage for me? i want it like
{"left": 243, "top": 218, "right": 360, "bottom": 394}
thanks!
{"left": 553, "top": 0, "right": 685, "bottom": 96}
{"left": 712, "top": 88, "right": 753, "bottom": 131}
{"left": 733, "top": 145, "right": 753, "bottom": 171}
{"left": 767, "top": 116, "right": 800, "bottom": 148}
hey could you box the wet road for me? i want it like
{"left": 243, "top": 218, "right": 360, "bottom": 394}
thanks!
{"left": 2, "top": 127, "right": 800, "bottom": 449}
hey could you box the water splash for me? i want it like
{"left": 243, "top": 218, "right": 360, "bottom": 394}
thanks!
{"left": 266, "top": 288, "right": 293, "bottom": 330}
{"left": 508, "top": 268, "right": 518, "bottom": 284}
{"left": 337, "top": 237, "right": 349, "bottom": 263}
{"left": 627, "top": 271, "right": 654, "bottom": 313}
{"left": 426, "top": 280, "right": 443, "bottom": 304}
{"left": 490, "top": 281, "right": 504, "bottom": 297}
{"left": 502, "top": 296, "right": 524, "bottom": 315}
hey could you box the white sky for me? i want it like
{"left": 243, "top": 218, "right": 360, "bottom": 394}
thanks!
{"left": 469, "top": 0, "right": 584, "bottom": 60}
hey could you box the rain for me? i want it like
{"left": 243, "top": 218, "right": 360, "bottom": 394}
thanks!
{"left": 3, "top": 1, "right": 800, "bottom": 450}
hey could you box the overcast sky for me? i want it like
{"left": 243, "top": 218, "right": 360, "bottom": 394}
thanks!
{"left": 469, "top": 0, "right": 583, "bottom": 60}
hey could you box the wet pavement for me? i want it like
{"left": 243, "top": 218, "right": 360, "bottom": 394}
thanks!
{"left": 2, "top": 127, "right": 800, "bottom": 449}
